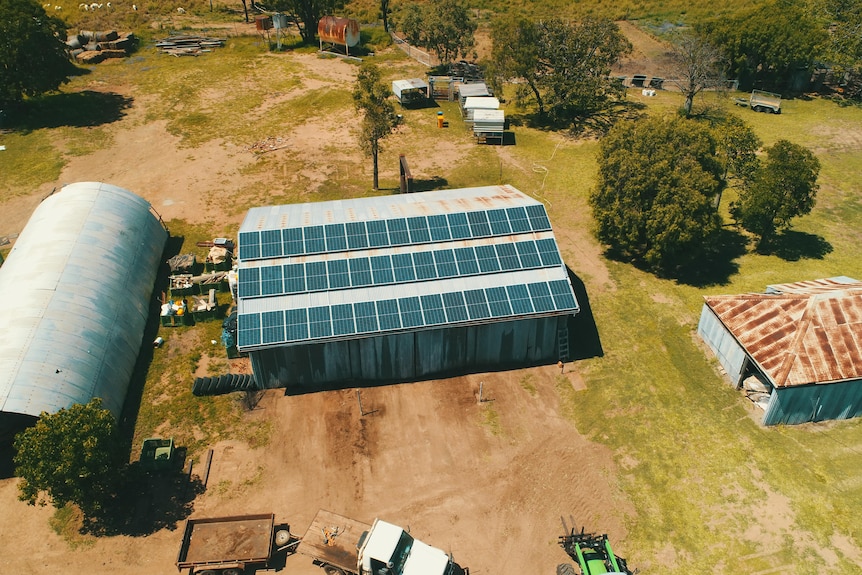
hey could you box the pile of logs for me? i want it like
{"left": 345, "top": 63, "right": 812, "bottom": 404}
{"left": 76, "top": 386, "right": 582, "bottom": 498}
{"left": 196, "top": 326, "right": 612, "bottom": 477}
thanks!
{"left": 67, "top": 29, "right": 135, "bottom": 63}
{"left": 155, "top": 35, "right": 226, "bottom": 57}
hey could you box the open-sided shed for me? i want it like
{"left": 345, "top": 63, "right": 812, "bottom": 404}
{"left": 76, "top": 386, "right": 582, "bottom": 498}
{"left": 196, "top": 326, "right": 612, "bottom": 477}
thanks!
{"left": 697, "top": 277, "right": 862, "bottom": 425}
{"left": 235, "top": 185, "right": 579, "bottom": 392}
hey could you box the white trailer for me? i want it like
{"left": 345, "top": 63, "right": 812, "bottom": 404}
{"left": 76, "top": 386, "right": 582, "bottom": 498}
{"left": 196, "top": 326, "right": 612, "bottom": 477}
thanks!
{"left": 735, "top": 90, "right": 782, "bottom": 113}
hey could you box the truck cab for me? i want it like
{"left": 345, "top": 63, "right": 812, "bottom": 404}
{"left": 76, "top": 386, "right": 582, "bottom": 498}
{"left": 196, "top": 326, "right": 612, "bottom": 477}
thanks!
{"left": 357, "top": 519, "right": 453, "bottom": 575}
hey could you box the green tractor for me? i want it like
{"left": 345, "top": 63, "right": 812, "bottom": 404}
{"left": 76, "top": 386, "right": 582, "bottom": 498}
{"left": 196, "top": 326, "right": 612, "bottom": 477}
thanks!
{"left": 557, "top": 519, "right": 633, "bottom": 575}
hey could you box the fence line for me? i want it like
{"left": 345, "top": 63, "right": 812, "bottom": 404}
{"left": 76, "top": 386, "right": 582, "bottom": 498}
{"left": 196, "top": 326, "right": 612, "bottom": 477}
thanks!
{"left": 390, "top": 32, "right": 433, "bottom": 67}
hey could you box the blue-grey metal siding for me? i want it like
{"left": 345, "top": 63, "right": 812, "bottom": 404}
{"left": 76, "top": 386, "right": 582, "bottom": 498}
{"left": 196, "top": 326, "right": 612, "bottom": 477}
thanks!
{"left": 763, "top": 380, "right": 862, "bottom": 425}
{"left": 697, "top": 304, "right": 748, "bottom": 386}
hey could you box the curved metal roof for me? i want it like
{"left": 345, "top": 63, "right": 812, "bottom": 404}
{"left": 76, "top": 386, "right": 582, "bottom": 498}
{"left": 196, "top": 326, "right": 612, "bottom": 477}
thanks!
{"left": 0, "top": 182, "right": 167, "bottom": 419}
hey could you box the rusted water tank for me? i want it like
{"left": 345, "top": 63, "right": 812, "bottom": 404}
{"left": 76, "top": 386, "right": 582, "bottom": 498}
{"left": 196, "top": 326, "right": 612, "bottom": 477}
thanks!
{"left": 317, "top": 16, "right": 360, "bottom": 48}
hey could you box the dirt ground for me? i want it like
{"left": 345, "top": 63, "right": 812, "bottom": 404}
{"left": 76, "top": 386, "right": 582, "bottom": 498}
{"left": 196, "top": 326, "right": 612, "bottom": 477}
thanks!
{"left": 0, "top": 23, "right": 671, "bottom": 575}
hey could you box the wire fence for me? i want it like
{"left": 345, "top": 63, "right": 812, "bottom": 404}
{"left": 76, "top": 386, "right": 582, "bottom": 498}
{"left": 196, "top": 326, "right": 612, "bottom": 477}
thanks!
{"left": 389, "top": 32, "right": 433, "bottom": 67}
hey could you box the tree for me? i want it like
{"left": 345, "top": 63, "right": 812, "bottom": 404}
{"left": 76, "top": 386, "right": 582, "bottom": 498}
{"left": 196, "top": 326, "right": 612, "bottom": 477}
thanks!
{"left": 263, "top": 0, "right": 346, "bottom": 45}
{"left": 590, "top": 115, "right": 724, "bottom": 273}
{"left": 397, "top": 0, "right": 476, "bottom": 64}
{"left": 380, "top": 0, "right": 391, "bottom": 33}
{"left": 821, "top": 0, "right": 862, "bottom": 99}
{"left": 353, "top": 63, "right": 399, "bottom": 191}
{"left": 710, "top": 114, "right": 762, "bottom": 209}
{"left": 0, "top": 0, "right": 75, "bottom": 110}
{"left": 669, "top": 32, "right": 726, "bottom": 117}
{"left": 489, "top": 17, "right": 631, "bottom": 121}
{"left": 13, "top": 398, "right": 127, "bottom": 521}
{"left": 730, "top": 140, "right": 820, "bottom": 244}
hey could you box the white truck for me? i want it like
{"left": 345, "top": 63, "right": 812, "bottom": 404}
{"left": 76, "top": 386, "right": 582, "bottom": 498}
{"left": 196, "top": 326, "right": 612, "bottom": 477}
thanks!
{"left": 298, "top": 509, "right": 456, "bottom": 575}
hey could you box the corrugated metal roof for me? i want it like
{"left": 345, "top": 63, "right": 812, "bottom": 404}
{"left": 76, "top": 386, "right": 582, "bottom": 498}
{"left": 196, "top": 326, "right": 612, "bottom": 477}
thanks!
{"left": 704, "top": 277, "right": 862, "bottom": 388}
{"left": 0, "top": 182, "right": 167, "bottom": 418}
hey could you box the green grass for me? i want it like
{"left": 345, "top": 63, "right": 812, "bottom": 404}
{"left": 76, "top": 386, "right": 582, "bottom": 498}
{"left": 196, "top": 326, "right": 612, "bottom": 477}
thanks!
{"left": 0, "top": 131, "right": 65, "bottom": 194}
{"left": 49, "top": 505, "right": 96, "bottom": 549}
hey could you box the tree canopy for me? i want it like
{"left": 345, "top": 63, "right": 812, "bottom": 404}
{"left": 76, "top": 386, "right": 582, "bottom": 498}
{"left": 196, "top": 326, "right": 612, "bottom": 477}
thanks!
{"left": 730, "top": 139, "right": 820, "bottom": 244}
{"left": 263, "top": 0, "right": 346, "bottom": 44}
{"left": 668, "top": 32, "right": 726, "bottom": 117}
{"left": 489, "top": 16, "right": 631, "bottom": 123}
{"left": 821, "top": 0, "right": 862, "bottom": 99}
{"left": 13, "top": 398, "right": 127, "bottom": 520}
{"left": 353, "top": 63, "right": 399, "bottom": 191}
{"left": 0, "top": 0, "right": 74, "bottom": 110}
{"left": 590, "top": 115, "right": 724, "bottom": 273}
{"left": 398, "top": 0, "right": 476, "bottom": 64}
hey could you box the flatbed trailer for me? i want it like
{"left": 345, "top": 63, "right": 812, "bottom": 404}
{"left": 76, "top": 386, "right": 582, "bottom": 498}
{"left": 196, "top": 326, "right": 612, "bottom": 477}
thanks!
{"left": 297, "top": 509, "right": 371, "bottom": 575}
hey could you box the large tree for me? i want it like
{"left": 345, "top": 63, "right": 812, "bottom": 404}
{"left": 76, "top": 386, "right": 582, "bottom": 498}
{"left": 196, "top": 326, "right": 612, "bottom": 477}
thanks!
{"left": 821, "top": 0, "right": 862, "bottom": 99}
{"left": 397, "top": 0, "right": 476, "bottom": 64}
{"left": 590, "top": 115, "right": 724, "bottom": 273}
{"left": 263, "top": 0, "right": 346, "bottom": 45}
{"left": 710, "top": 114, "right": 762, "bottom": 209}
{"left": 353, "top": 63, "right": 399, "bottom": 191}
{"left": 489, "top": 16, "right": 631, "bottom": 121}
{"left": 669, "top": 32, "right": 726, "bottom": 117}
{"left": 13, "top": 398, "right": 127, "bottom": 521}
{"left": 0, "top": 0, "right": 74, "bottom": 110}
{"left": 730, "top": 140, "right": 820, "bottom": 245}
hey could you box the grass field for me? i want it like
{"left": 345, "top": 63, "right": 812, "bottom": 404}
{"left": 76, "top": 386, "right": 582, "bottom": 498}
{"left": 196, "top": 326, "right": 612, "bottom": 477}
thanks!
{"left": 2, "top": 3, "right": 862, "bottom": 573}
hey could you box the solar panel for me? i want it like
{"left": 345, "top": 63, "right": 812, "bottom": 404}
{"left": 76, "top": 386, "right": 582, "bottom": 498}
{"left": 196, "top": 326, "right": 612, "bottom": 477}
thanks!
{"left": 238, "top": 267, "right": 260, "bottom": 298}
{"left": 386, "top": 218, "right": 410, "bottom": 246}
{"left": 260, "top": 229, "right": 283, "bottom": 258}
{"left": 398, "top": 297, "right": 424, "bottom": 328}
{"left": 442, "top": 291, "right": 469, "bottom": 322}
{"left": 306, "top": 261, "right": 328, "bottom": 291}
{"left": 427, "top": 214, "right": 451, "bottom": 241}
{"left": 414, "top": 251, "right": 437, "bottom": 280}
{"left": 325, "top": 223, "right": 348, "bottom": 252}
{"left": 485, "top": 286, "right": 512, "bottom": 317}
{"left": 407, "top": 216, "right": 431, "bottom": 243}
{"left": 283, "top": 263, "right": 305, "bottom": 294}
{"left": 331, "top": 304, "right": 356, "bottom": 335}
{"left": 348, "top": 257, "right": 372, "bottom": 287}
{"left": 536, "top": 238, "right": 562, "bottom": 266}
{"left": 515, "top": 240, "right": 542, "bottom": 268}
{"left": 467, "top": 211, "right": 492, "bottom": 238}
{"left": 549, "top": 279, "right": 577, "bottom": 310}
{"left": 487, "top": 209, "right": 512, "bottom": 235}
{"left": 283, "top": 228, "right": 304, "bottom": 256}
{"left": 391, "top": 253, "right": 416, "bottom": 282}
{"left": 354, "top": 301, "right": 379, "bottom": 333}
{"left": 370, "top": 255, "right": 394, "bottom": 285}
{"left": 433, "top": 249, "right": 458, "bottom": 278}
{"left": 377, "top": 299, "right": 401, "bottom": 330}
{"left": 239, "top": 231, "right": 261, "bottom": 260}
{"left": 260, "top": 265, "right": 283, "bottom": 296}
{"left": 496, "top": 243, "right": 521, "bottom": 271}
{"left": 327, "top": 260, "right": 350, "bottom": 289}
{"left": 261, "top": 310, "right": 285, "bottom": 344}
{"left": 308, "top": 306, "right": 332, "bottom": 338}
{"left": 420, "top": 294, "right": 446, "bottom": 325}
{"left": 528, "top": 282, "right": 555, "bottom": 312}
{"left": 475, "top": 245, "right": 501, "bottom": 273}
{"left": 506, "top": 207, "right": 531, "bottom": 233}
{"left": 346, "top": 221, "right": 368, "bottom": 250}
{"left": 304, "top": 225, "right": 326, "bottom": 254}
{"left": 526, "top": 204, "right": 552, "bottom": 231}
{"left": 454, "top": 246, "right": 479, "bottom": 275}
{"left": 237, "top": 312, "right": 261, "bottom": 346}
{"left": 507, "top": 284, "right": 534, "bottom": 314}
{"left": 447, "top": 212, "right": 471, "bottom": 239}
{"left": 464, "top": 289, "right": 491, "bottom": 319}
{"left": 367, "top": 220, "right": 389, "bottom": 248}
{"left": 285, "top": 309, "right": 309, "bottom": 341}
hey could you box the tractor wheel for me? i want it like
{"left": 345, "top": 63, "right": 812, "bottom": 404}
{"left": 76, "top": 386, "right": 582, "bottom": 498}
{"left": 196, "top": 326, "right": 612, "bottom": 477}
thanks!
{"left": 323, "top": 565, "right": 346, "bottom": 575}
{"left": 275, "top": 529, "right": 291, "bottom": 547}
{"left": 557, "top": 563, "right": 577, "bottom": 575}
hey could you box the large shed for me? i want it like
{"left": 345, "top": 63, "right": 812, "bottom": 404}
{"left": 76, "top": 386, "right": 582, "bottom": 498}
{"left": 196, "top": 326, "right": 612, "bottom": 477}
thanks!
{"left": 236, "top": 185, "right": 579, "bottom": 391}
{"left": 697, "top": 277, "right": 862, "bottom": 425}
{"left": 0, "top": 182, "right": 167, "bottom": 438}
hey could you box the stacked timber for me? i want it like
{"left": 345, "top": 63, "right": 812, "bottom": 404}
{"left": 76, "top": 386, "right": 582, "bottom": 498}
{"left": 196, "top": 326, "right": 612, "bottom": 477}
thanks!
{"left": 155, "top": 35, "right": 226, "bottom": 56}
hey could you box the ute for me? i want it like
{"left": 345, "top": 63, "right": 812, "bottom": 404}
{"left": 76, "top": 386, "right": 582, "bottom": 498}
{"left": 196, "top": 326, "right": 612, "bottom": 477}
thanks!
{"left": 557, "top": 519, "right": 633, "bottom": 575}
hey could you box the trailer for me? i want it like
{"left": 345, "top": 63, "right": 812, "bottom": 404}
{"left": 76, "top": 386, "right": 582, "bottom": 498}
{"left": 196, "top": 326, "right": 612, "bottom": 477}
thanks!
{"left": 735, "top": 90, "right": 782, "bottom": 113}
{"left": 176, "top": 513, "right": 294, "bottom": 575}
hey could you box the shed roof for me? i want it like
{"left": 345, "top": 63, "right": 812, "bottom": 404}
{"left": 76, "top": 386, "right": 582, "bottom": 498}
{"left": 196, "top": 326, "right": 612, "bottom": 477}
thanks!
{"left": 392, "top": 78, "right": 428, "bottom": 92}
{"left": 703, "top": 277, "right": 862, "bottom": 388}
{"left": 236, "top": 185, "right": 578, "bottom": 351}
{"left": 458, "top": 83, "right": 490, "bottom": 98}
{"left": 463, "top": 97, "right": 500, "bottom": 110}
{"left": 0, "top": 182, "right": 167, "bottom": 419}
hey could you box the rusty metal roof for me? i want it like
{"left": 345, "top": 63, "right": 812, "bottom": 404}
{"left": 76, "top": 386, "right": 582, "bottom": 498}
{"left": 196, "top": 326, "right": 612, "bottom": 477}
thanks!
{"left": 704, "top": 277, "right": 862, "bottom": 388}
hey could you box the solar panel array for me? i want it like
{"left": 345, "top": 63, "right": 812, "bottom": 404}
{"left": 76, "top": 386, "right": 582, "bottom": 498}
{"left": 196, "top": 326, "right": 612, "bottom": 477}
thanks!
{"left": 238, "top": 238, "right": 563, "bottom": 298}
{"left": 238, "top": 205, "right": 552, "bottom": 261}
{"left": 237, "top": 280, "right": 577, "bottom": 347}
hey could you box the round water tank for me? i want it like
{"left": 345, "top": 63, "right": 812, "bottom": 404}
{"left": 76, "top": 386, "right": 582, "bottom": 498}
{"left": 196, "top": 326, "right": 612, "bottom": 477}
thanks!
{"left": 317, "top": 16, "right": 360, "bottom": 48}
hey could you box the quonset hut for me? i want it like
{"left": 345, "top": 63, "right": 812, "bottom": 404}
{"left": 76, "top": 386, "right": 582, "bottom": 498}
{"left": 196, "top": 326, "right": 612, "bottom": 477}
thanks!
{"left": 236, "top": 185, "right": 579, "bottom": 391}
{"left": 698, "top": 277, "right": 862, "bottom": 425}
{"left": 0, "top": 182, "right": 167, "bottom": 439}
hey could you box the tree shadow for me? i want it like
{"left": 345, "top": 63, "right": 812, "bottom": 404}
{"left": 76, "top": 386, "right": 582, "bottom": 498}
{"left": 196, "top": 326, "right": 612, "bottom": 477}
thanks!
{"left": 666, "top": 227, "right": 749, "bottom": 287}
{"left": 755, "top": 230, "right": 833, "bottom": 261}
{"left": 566, "top": 269, "right": 604, "bottom": 360}
{"left": 5, "top": 90, "right": 133, "bottom": 132}
{"left": 511, "top": 100, "right": 647, "bottom": 138}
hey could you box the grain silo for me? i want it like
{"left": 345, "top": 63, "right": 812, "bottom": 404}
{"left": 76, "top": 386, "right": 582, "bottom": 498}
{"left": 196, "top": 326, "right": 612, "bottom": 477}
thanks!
{"left": 235, "top": 185, "right": 579, "bottom": 392}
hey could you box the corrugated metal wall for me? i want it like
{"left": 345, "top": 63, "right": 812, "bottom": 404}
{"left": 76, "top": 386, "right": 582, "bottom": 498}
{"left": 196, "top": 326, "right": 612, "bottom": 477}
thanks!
{"left": 251, "top": 316, "right": 563, "bottom": 390}
{"left": 763, "top": 380, "right": 862, "bottom": 425}
{"left": 697, "top": 305, "right": 748, "bottom": 387}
